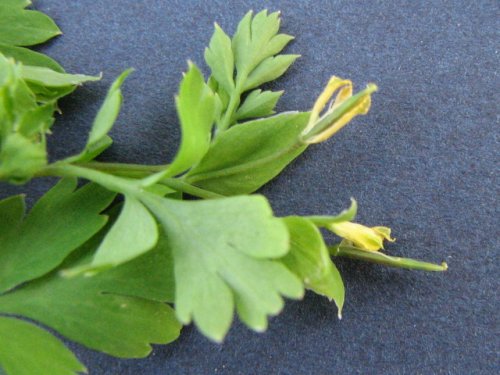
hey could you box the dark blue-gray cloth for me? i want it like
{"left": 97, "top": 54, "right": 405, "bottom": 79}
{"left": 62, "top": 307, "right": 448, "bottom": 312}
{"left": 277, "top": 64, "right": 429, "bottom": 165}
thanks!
{"left": 1, "top": 0, "right": 498, "bottom": 374}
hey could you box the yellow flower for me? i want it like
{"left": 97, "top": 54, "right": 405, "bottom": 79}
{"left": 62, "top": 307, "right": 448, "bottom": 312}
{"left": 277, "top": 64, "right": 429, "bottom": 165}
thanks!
{"left": 301, "top": 76, "right": 377, "bottom": 144}
{"left": 329, "top": 222, "right": 395, "bottom": 252}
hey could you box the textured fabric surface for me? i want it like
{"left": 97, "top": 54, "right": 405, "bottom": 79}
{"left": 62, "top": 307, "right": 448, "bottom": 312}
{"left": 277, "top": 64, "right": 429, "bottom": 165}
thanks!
{"left": 1, "top": 0, "right": 498, "bottom": 374}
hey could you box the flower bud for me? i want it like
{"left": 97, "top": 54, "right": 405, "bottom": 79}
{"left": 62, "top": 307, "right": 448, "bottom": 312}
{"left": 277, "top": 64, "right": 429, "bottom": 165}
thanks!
{"left": 329, "top": 221, "right": 395, "bottom": 252}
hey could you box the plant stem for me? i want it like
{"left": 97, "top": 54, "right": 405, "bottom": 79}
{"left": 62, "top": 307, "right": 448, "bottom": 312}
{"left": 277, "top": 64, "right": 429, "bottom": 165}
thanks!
{"left": 39, "top": 163, "right": 224, "bottom": 200}
{"left": 330, "top": 245, "right": 448, "bottom": 272}
{"left": 216, "top": 77, "right": 247, "bottom": 134}
{"left": 161, "top": 178, "right": 224, "bottom": 199}
{"left": 217, "top": 91, "right": 240, "bottom": 133}
{"left": 41, "top": 163, "right": 141, "bottom": 195}
{"left": 76, "top": 161, "right": 169, "bottom": 178}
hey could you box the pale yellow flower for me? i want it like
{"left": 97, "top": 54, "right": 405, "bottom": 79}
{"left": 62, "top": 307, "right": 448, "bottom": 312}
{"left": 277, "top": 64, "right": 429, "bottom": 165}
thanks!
{"left": 301, "top": 76, "right": 377, "bottom": 144}
{"left": 330, "top": 221, "right": 395, "bottom": 252}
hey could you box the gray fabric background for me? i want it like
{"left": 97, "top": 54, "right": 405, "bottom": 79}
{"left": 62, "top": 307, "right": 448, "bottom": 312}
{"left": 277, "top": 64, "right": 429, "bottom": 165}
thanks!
{"left": 1, "top": 1, "right": 498, "bottom": 374}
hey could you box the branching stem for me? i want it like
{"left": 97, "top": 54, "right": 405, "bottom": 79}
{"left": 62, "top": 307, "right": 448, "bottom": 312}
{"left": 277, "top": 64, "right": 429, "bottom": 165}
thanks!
{"left": 37, "top": 162, "right": 223, "bottom": 200}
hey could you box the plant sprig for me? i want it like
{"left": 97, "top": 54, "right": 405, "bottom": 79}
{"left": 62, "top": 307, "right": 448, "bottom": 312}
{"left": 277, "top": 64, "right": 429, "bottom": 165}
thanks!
{"left": 0, "top": 4, "right": 447, "bottom": 374}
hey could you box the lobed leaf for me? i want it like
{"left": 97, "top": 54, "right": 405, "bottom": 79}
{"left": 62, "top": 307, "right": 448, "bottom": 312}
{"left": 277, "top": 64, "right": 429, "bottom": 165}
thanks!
{"left": 232, "top": 10, "right": 294, "bottom": 79}
{"left": 206, "top": 10, "right": 296, "bottom": 131}
{"left": 141, "top": 193, "right": 304, "bottom": 341}
{"left": 0, "top": 234, "right": 181, "bottom": 358}
{"left": 0, "top": 178, "right": 115, "bottom": 293}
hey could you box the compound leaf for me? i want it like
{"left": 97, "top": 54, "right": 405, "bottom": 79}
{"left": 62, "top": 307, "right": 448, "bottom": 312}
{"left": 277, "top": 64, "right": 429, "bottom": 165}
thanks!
{"left": 141, "top": 193, "right": 303, "bottom": 341}
{"left": 0, "top": 225, "right": 181, "bottom": 358}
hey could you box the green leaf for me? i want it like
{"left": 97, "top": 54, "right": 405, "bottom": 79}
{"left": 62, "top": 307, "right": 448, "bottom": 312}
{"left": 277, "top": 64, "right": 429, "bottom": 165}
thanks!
{"left": 0, "top": 229, "right": 181, "bottom": 358}
{"left": 71, "top": 135, "right": 113, "bottom": 163}
{"left": 0, "top": 54, "right": 37, "bottom": 126}
{"left": 0, "top": 133, "right": 46, "bottom": 183}
{"left": 281, "top": 216, "right": 345, "bottom": 316}
{"left": 0, "top": 194, "right": 24, "bottom": 239}
{"left": 66, "top": 70, "right": 131, "bottom": 163}
{"left": 185, "top": 112, "right": 309, "bottom": 195}
{"left": 236, "top": 89, "right": 283, "bottom": 120}
{"left": 20, "top": 65, "right": 100, "bottom": 87}
{"left": 307, "top": 198, "right": 358, "bottom": 227}
{"left": 0, "top": 44, "right": 64, "bottom": 71}
{"left": 0, "top": 6, "right": 61, "bottom": 46}
{"left": 205, "top": 23, "right": 234, "bottom": 94}
{"left": 87, "top": 69, "right": 131, "bottom": 146}
{"left": 2, "top": 0, "right": 31, "bottom": 8}
{"left": 169, "top": 62, "right": 216, "bottom": 176}
{"left": 23, "top": 81, "right": 76, "bottom": 103}
{"left": 0, "top": 178, "right": 115, "bottom": 293}
{"left": 232, "top": 10, "right": 294, "bottom": 79}
{"left": 242, "top": 54, "right": 299, "bottom": 91}
{"left": 208, "top": 10, "right": 296, "bottom": 132}
{"left": 17, "top": 101, "right": 55, "bottom": 137}
{"left": 144, "top": 62, "right": 216, "bottom": 185}
{"left": 89, "top": 225, "right": 176, "bottom": 303}
{"left": 67, "top": 196, "right": 158, "bottom": 274}
{"left": 0, "top": 317, "right": 86, "bottom": 375}
{"left": 141, "top": 193, "right": 303, "bottom": 341}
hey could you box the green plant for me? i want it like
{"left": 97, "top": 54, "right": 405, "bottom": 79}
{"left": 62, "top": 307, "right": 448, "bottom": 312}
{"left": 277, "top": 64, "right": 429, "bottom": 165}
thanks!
{"left": 0, "top": 3, "right": 446, "bottom": 374}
